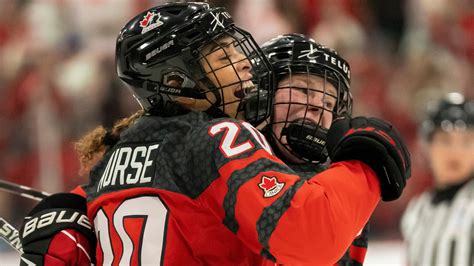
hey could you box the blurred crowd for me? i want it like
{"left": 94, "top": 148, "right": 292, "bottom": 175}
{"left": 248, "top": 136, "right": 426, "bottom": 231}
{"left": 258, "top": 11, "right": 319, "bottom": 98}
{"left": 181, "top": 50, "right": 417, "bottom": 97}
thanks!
{"left": 0, "top": 0, "right": 472, "bottom": 242}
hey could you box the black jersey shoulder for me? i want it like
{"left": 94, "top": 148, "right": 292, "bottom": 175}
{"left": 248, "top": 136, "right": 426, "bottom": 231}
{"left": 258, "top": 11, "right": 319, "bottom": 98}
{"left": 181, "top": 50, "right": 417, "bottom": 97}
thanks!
{"left": 85, "top": 112, "right": 271, "bottom": 200}
{"left": 85, "top": 112, "right": 214, "bottom": 200}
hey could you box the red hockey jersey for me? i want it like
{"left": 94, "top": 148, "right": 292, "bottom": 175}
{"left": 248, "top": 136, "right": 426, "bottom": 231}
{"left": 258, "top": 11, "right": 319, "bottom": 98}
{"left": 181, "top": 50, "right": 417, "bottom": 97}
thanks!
{"left": 81, "top": 112, "right": 380, "bottom": 265}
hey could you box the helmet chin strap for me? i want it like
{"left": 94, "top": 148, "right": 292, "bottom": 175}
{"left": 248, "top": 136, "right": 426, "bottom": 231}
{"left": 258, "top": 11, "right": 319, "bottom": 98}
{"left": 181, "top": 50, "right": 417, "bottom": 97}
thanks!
{"left": 261, "top": 126, "right": 296, "bottom": 165}
{"left": 200, "top": 78, "right": 230, "bottom": 119}
{"left": 280, "top": 121, "right": 329, "bottom": 163}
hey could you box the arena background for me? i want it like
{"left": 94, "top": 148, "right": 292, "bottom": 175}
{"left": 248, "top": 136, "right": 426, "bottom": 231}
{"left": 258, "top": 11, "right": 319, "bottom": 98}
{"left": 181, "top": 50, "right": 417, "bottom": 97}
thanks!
{"left": 0, "top": 0, "right": 472, "bottom": 264}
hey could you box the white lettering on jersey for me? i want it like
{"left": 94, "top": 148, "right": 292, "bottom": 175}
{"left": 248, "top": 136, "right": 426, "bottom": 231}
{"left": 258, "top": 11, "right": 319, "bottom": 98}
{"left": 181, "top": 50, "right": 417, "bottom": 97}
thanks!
{"left": 97, "top": 144, "right": 159, "bottom": 192}
{"left": 241, "top": 122, "right": 273, "bottom": 154}
{"left": 209, "top": 122, "right": 254, "bottom": 157}
{"left": 209, "top": 121, "right": 273, "bottom": 158}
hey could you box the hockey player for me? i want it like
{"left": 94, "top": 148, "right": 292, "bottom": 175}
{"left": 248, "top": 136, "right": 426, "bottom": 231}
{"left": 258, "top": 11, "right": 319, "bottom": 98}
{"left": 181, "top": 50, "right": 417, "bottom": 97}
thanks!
{"left": 256, "top": 33, "right": 368, "bottom": 265}
{"left": 400, "top": 92, "right": 473, "bottom": 266}
{"left": 256, "top": 33, "right": 409, "bottom": 265}
{"left": 19, "top": 2, "right": 410, "bottom": 265}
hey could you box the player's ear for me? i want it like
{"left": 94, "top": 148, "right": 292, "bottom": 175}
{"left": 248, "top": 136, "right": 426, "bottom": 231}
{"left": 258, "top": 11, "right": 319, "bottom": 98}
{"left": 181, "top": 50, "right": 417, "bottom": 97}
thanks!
{"left": 165, "top": 78, "right": 181, "bottom": 88}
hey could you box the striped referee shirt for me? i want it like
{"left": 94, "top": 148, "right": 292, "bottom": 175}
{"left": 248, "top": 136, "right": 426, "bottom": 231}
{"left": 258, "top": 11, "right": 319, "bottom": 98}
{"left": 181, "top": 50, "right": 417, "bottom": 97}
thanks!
{"left": 400, "top": 178, "right": 474, "bottom": 266}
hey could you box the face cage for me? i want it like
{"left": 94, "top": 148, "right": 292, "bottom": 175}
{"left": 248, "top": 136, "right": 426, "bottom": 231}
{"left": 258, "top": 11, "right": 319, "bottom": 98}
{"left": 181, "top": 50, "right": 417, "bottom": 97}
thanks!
{"left": 270, "top": 66, "right": 352, "bottom": 162}
{"left": 193, "top": 27, "right": 272, "bottom": 123}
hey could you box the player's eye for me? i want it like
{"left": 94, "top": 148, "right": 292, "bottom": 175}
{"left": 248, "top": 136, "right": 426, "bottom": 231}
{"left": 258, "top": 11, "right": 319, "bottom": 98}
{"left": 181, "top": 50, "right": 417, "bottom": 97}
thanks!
{"left": 211, "top": 49, "right": 227, "bottom": 61}
{"left": 324, "top": 101, "right": 335, "bottom": 110}
{"left": 294, "top": 86, "right": 309, "bottom": 95}
{"left": 218, "top": 55, "right": 229, "bottom": 61}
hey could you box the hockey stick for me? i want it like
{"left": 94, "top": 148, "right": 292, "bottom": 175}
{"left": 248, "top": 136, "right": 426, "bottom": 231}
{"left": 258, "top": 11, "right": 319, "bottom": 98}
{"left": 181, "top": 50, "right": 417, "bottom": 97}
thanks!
{"left": 0, "top": 179, "right": 49, "bottom": 201}
{"left": 0, "top": 217, "right": 23, "bottom": 253}
{"left": 0, "top": 180, "right": 48, "bottom": 254}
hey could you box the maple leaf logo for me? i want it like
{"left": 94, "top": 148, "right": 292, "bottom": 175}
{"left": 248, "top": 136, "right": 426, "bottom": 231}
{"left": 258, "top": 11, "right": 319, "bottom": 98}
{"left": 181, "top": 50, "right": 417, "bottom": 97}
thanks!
{"left": 140, "top": 12, "right": 155, "bottom": 28}
{"left": 139, "top": 12, "right": 163, "bottom": 34}
{"left": 259, "top": 176, "right": 277, "bottom": 190}
{"left": 258, "top": 176, "right": 285, "bottom": 198}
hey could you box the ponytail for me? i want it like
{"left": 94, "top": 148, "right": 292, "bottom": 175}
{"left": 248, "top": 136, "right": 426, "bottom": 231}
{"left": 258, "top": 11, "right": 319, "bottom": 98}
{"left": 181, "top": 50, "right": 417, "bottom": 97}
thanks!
{"left": 75, "top": 109, "right": 145, "bottom": 175}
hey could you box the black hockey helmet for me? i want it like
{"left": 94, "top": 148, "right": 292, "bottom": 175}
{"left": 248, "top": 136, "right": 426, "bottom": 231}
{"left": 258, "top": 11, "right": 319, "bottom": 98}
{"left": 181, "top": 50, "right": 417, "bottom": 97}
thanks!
{"left": 116, "top": 2, "right": 273, "bottom": 125}
{"left": 421, "top": 92, "right": 474, "bottom": 141}
{"left": 259, "top": 33, "right": 352, "bottom": 163}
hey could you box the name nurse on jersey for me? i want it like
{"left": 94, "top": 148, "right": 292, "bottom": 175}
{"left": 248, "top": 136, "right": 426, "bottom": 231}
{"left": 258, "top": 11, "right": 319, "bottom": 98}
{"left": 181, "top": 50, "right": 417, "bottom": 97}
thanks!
{"left": 97, "top": 144, "right": 160, "bottom": 192}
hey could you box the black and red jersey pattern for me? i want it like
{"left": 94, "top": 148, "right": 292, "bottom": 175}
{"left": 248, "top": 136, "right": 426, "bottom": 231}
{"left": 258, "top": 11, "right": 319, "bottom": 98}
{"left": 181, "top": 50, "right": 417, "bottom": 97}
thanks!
{"left": 336, "top": 223, "right": 370, "bottom": 266}
{"left": 83, "top": 111, "right": 380, "bottom": 266}
{"left": 287, "top": 163, "right": 371, "bottom": 266}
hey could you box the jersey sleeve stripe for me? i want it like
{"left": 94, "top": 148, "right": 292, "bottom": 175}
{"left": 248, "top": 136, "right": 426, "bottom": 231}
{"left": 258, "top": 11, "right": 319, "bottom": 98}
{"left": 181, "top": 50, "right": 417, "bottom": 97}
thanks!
{"left": 258, "top": 179, "right": 306, "bottom": 260}
{"left": 349, "top": 245, "right": 367, "bottom": 264}
{"left": 352, "top": 223, "right": 369, "bottom": 247}
{"left": 222, "top": 156, "right": 295, "bottom": 233}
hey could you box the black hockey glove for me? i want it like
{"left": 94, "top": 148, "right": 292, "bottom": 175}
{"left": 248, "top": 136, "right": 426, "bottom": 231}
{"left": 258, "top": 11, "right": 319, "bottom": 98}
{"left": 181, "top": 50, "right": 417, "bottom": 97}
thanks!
{"left": 19, "top": 193, "right": 96, "bottom": 266}
{"left": 326, "top": 116, "right": 411, "bottom": 201}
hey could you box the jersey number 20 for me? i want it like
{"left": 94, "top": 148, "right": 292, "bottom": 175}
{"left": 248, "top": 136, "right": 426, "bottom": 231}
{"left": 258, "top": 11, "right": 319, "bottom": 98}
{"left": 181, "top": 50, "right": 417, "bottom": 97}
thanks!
{"left": 209, "top": 121, "right": 272, "bottom": 157}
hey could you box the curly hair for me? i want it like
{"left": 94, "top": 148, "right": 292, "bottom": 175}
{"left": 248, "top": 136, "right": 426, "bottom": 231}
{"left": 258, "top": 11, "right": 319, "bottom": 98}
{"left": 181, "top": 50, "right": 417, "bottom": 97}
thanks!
{"left": 75, "top": 110, "right": 145, "bottom": 175}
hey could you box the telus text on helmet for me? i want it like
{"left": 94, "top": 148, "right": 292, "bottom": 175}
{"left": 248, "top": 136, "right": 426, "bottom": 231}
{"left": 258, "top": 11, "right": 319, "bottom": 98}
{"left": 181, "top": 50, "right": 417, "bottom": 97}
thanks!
{"left": 297, "top": 44, "right": 350, "bottom": 79}
{"left": 322, "top": 53, "right": 350, "bottom": 79}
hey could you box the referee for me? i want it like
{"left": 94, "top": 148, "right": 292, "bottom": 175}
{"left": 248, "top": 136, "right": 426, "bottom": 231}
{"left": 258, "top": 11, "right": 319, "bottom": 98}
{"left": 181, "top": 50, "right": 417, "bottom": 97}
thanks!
{"left": 401, "top": 92, "right": 473, "bottom": 266}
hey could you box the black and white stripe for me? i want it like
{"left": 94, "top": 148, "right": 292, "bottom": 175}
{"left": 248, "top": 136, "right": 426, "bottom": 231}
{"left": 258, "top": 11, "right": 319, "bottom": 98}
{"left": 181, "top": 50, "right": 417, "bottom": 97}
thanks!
{"left": 401, "top": 179, "right": 474, "bottom": 266}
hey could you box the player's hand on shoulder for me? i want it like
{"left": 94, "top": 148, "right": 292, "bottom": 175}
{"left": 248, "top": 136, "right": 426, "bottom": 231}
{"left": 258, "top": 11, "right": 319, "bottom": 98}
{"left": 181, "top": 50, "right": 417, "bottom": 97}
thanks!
{"left": 326, "top": 116, "right": 411, "bottom": 201}
{"left": 19, "top": 193, "right": 95, "bottom": 266}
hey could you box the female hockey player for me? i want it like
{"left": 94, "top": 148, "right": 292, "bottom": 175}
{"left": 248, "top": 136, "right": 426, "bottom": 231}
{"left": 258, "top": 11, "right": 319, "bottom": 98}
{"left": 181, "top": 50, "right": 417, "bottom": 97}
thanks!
{"left": 19, "top": 2, "right": 410, "bottom": 265}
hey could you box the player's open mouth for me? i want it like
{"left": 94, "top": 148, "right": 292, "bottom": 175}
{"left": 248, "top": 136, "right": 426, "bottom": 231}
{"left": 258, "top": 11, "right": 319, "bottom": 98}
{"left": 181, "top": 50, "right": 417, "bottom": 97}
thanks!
{"left": 234, "top": 80, "right": 255, "bottom": 98}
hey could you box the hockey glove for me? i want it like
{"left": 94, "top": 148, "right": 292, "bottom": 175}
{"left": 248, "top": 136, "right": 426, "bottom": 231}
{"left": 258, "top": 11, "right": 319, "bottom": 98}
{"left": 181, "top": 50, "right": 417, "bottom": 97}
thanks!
{"left": 19, "top": 193, "right": 96, "bottom": 266}
{"left": 326, "top": 116, "right": 411, "bottom": 201}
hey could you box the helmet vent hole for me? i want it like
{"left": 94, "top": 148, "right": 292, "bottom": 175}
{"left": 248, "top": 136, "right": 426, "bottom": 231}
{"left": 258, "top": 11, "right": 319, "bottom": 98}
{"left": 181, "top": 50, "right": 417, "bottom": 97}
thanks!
{"left": 184, "top": 31, "right": 201, "bottom": 41}
{"left": 163, "top": 7, "right": 185, "bottom": 16}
